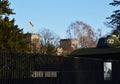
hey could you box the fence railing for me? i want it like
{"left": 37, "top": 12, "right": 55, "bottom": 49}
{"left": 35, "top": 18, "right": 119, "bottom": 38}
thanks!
{"left": 0, "top": 52, "right": 120, "bottom": 84}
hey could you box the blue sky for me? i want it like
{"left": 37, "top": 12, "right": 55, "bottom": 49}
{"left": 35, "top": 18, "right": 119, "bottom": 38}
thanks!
{"left": 9, "top": 0, "right": 114, "bottom": 38}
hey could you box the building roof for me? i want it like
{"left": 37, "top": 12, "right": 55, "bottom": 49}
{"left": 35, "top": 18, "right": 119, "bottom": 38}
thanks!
{"left": 69, "top": 48, "right": 120, "bottom": 59}
{"left": 70, "top": 48, "right": 120, "bottom": 55}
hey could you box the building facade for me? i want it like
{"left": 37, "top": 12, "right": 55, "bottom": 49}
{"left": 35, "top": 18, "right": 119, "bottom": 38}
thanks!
{"left": 26, "top": 33, "right": 41, "bottom": 53}
{"left": 60, "top": 39, "right": 78, "bottom": 51}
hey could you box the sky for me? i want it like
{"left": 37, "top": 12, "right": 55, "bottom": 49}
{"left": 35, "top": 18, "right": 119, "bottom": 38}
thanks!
{"left": 9, "top": 0, "right": 115, "bottom": 38}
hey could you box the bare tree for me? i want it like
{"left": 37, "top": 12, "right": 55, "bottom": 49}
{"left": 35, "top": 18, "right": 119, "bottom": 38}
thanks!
{"left": 39, "top": 28, "right": 60, "bottom": 46}
{"left": 38, "top": 28, "right": 60, "bottom": 55}
{"left": 66, "top": 21, "right": 98, "bottom": 48}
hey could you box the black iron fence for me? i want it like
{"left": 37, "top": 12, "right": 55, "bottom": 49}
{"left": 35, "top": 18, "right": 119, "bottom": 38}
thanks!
{"left": 0, "top": 52, "right": 120, "bottom": 84}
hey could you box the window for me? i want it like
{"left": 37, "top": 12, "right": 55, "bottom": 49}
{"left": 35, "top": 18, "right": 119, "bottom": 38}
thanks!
{"left": 104, "top": 62, "right": 112, "bottom": 80}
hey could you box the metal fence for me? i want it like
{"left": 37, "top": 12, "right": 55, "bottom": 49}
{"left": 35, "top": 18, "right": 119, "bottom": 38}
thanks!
{"left": 0, "top": 52, "right": 120, "bottom": 84}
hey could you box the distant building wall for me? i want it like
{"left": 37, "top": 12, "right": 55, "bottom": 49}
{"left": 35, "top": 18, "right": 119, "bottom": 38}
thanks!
{"left": 27, "top": 33, "right": 41, "bottom": 53}
{"left": 60, "top": 39, "right": 78, "bottom": 51}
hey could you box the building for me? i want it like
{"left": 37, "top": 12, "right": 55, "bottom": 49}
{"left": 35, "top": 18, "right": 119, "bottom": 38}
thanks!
{"left": 26, "top": 33, "right": 41, "bottom": 53}
{"left": 60, "top": 39, "right": 78, "bottom": 51}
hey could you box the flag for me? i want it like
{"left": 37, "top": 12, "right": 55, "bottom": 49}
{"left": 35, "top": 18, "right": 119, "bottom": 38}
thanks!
{"left": 29, "top": 22, "right": 34, "bottom": 28}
